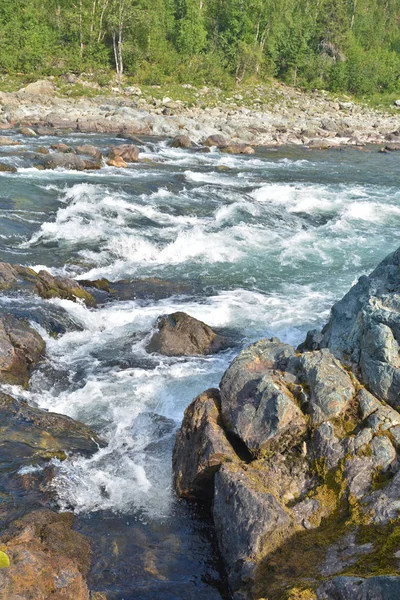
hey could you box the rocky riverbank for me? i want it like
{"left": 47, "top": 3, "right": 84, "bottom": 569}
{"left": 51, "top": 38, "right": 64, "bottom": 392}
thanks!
{"left": 173, "top": 246, "right": 400, "bottom": 600}
{"left": 0, "top": 79, "right": 400, "bottom": 150}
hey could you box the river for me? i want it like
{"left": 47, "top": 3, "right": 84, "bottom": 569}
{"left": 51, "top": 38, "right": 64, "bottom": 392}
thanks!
{"left": 1, "top": 133, "right": 399, "bottom": 598}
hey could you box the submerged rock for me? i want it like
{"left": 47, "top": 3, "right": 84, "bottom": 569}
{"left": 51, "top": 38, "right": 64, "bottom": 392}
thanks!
{"left": 147, "top": 312, "right": 228, "bottom": 356}
{"left": 0, "top": 315, "right": 45, "bottom": 387}
{"left": 0, "top": 162, "right": 17, "bottom": 173}
{"left": 169, "top": 135, "right": 192, "bottom": 148}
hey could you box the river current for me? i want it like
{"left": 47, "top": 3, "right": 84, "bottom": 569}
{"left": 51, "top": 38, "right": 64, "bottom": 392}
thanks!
{"left": 1, "top": 133, "right": 400, "bottom": 598}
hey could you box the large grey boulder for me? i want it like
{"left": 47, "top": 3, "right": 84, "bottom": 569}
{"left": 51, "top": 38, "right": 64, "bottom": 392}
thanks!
{"left": 147, "top": 312, "right": 228, "bottom": 356}
{"left": 172, "top": 389, "right": 236, "bottom": 501}
{"left": 219, "top": 339, "right": 306, "bottom": 453}
{"left": 321, "top": 247, "right": 400, "bottom": 408}
{"left": 40, "top": 153, "right": 101, "bottom": 170}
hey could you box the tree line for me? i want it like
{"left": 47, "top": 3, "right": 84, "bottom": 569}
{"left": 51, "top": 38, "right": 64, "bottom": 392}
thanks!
{"left": 0, "top": 0, "right": 400, "bottom": 95}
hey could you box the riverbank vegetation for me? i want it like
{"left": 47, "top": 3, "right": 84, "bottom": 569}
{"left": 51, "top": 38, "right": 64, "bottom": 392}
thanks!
{"left": 1, "top": 0, "right": 400, "bottom": 97}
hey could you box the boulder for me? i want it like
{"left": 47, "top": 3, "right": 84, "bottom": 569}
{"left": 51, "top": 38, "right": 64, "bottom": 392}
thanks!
{"left": 0, "top": 262, "right": 96, "bottom": 306}
{"left": 213, "top": 463, "right": 290, "bottom": 593}
{"left": 298, "top": 350, "right": 355, "bottom": 424}
{"left": 0, "top": 315, "right": 45, "bottom": 387}
{"left": 321, "top": 246, "right": 400, "bottom": 408}
{"left": 21, "top": 80, "right": 55, "bottom": 96}
{"left": 220, "top": 144, "right": 255, "bottom": 155}
{"left": 204, "top": 134, "right": 229, "bottom": 147}
{"left": 169, "top": 135, "right": 192, "bottom": 148}
{"left": 18, "top": 127, "right": 36, "bottom": 137}
{"left": 108, "top": 144, "right": 139, "bottom": 163}
{"left": 76, "top": 144, "right": 102, "bottom": 160}
{"left": 219, "top": 339, "right": 306, "bottom": 453}
{"left": 40, "top": 153, "right": 101, "bottom": 171}
{"left": 172, "top": 389, "right": 236, "bottom": 501}
{"left": 0, "top": 510, "right": 90, "bottom": 600}
{"left": 0, "top": 391, "right": 103, "bottom": 459}
{"left": 50, "top": 142, "right": 75, "bottom": 153}
{"left": 147, "top": 312, "right": 228, "bottom": 356}
{"left": 107, "top": 156, "right": 127, "bottom": 168}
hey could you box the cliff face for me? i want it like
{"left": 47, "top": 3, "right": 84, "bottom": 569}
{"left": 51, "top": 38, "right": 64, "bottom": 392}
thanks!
{"left": 173, "top": 248, "right": 400, "bottom": 600}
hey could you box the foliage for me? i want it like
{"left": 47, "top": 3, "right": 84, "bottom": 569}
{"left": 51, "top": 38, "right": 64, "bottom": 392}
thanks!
{"left": 0, "top": 0, "right": 399, "bottom": 95}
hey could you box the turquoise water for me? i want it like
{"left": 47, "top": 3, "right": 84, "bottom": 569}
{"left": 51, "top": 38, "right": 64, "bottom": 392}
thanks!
{"left": 1, "top": 134, "right": 400, "bottom": 598}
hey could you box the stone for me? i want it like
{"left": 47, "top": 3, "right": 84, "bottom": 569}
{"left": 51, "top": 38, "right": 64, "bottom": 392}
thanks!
{"left": 213, "top": 463, "right": 290, "bottom": 594}
{"left": 76, "top": 145, "right": 102, "bottom": 160}
{"left": 297, "top": 329, "right": 323, "bottom": 352}
{"left": 107, "top": 156, "right": 127, "bottom": 168}
{"left": 203, "top": 134, "right": 229, "bottom": 147}
{"left": 319, "top": 532, "right": 373, "bottom": 577}
{"left": 321, "top": 246, "right": 400, "bottom": 409}
{"left": 220, "top": 144, "right": 255, "bottom": 155}
{"left": 50, "top": 142, "right": 75, "bottom": 153}
{"left": 298, "top": 350, "right": 355, "bottom": 424}
{"left": 219, "top": 339, "right": 305, "bottom": 452}
{"left": 0, "top": 162, "right": 17, "bottom": 173}
{"left": 0, "top": 315, "right": 45, "bottom": 387}
{"left": 172, "top": 389, "right": 236, "bottom": 501}
{"left": 40, "top": 153, "right": 101, "bottom": 171}
{"left": 364, "top": 470, "right": 400, "bottom": 524}
{"left": 316, "top": 576, "right": 400, "bottom": 599}
{"left": 169, "top": 135, "right": 192, "bottom": 148}
{"left": 35, "top": 269, "right": 96, "bottom": 306}
{"left": 19, "top": 127, "right": 37, "bottom": 137}
{"left": 21, "top": 80, "right": 55, "bottom": 96}
{"left": 0, "top": 136, "right": 20, "bottom": 146}
{"left": 0, "top": 510, "right": 90, "bottom": 600}
{"left": 147, "top": 312, "right": 228, "bottom": 356}
{"left": 108, "top": 144, "right": 139, "bottom": 163}
{"left": 0, "top": 391, "right": 103, "bottom": 459}
{"left": 312, "top": 422, "right": 344, "bottom": 470}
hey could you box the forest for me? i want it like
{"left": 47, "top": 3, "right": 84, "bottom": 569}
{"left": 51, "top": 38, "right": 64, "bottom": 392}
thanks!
{"left": 0, "top": 0, "right": 400, "bottom": 96}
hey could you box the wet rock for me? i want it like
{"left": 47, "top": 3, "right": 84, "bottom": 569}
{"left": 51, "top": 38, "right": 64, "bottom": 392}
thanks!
{"left": 0, "top": 391, "right": 103, "bottom": 458}
{"left": 0, "top": 262, "right": 96, "bottom": 306}
{"left": 147, "top": 312, "right": 228, "bottom": 356}
{"left": 316, "top": 575, "right": 400, "bottom": 599}
{"left": 213, "top": 463, "right": 290, "bottom": 594}
{"left": 35, "top": 269, "right": 96, "bottom": 306}
{"left": 107, "top": 156, "right": 127, "bottom": 168}
{"left": 36, "top": 146, "right": 50, "bottom": 154}
{"left": 0, "top": 509, "right": 90, "bottom": 600}
{"left": 40, "top": 153, "right": 101, "bottom": 170}
{"left": 173, "top": 389, "right": 236, "bottom": 501}
{"left": 76, "top": 144, "right": 102, "bottom": 160}
{"left": 19, "top": 127, "right": 37, "bottom": 136}
{"left": 169, "top": 135, "right": 192, "bottom": 148}
{"left": 0, "top": 315, "right": 45, "bottom": 387}
{"left": 108, "top": 144, "right": 139, "bottom": 163}
{"left": 203, "top": 134, "right": 229, "bottom": 147}
{"left": 220, "top": 144, "right": 255, "bottom": 155}
{"left": 298, "top": 350, "right": 355, "bottom": 424}
{"left": 50, "top": 142, "right": 75, "bottom": 153}
{"left": 0, "top": 162, "right": 17, "bottom": 173}
{"left": 385, "top": 143, "right": 400, "bottom": 151}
